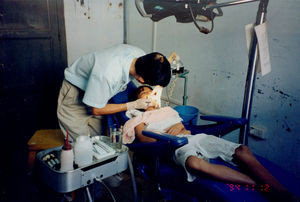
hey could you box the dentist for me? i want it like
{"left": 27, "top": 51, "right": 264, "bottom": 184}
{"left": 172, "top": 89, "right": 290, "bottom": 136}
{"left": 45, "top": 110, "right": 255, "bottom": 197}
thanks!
{"left": 57, "top": 44, "right": 171, "bottom": 141}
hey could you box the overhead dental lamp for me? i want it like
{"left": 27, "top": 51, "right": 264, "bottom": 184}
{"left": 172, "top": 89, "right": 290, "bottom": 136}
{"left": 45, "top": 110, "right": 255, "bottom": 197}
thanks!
{"left": 135, "top": 0, "right": 265, "bottom": 34}
{"left": 136, "top": 0, "right": 223, "bottom": 34}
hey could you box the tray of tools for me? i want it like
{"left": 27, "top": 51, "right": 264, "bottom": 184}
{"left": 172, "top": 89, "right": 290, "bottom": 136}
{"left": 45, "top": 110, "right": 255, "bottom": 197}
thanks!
{"left": 35, "top": 136, "right": 128, "bottom": 193}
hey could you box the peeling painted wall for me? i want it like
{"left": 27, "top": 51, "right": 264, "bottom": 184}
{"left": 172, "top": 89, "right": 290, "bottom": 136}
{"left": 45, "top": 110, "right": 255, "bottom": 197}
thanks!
{"left": 64, "top": 0, "right": 123, "bottom": 65}
{"left": 125, "top": 0, "right": 300, "bottom": 177}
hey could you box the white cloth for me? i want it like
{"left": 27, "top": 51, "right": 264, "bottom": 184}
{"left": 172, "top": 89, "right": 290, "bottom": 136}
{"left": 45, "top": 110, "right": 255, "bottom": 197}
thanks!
{"left": 174, "top": 134, "right": 241, "bottom": 182}
{"left": 123, "top": 108, "right": 182, "bottom": 144}
{"left": 145, "top": 116, "right": 182, "bottom": 134}
{"left": 125, "top": 109, "right": 183, "bottom": 133}
{"left": 64, "top": 44, "right": 145, "bottom": 108}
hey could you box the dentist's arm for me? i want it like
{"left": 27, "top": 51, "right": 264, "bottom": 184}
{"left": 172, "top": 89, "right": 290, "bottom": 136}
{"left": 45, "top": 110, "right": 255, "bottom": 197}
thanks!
{"left": 91, "top": 103, "right": 127, "bottom": 115}
{"left": 91, "top": 98, "right": 153, "bottom": 115}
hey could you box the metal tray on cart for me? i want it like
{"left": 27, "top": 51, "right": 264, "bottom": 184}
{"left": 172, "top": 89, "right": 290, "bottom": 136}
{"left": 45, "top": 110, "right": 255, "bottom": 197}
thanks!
{"left": 36, "top": 136, "right": 128, "bottom": 193}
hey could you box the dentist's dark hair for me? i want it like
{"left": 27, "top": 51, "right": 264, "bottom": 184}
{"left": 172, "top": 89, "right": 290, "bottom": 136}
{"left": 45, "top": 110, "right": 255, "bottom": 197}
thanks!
{"left": 135, "top": 52, "right": 171, "bottom": 87}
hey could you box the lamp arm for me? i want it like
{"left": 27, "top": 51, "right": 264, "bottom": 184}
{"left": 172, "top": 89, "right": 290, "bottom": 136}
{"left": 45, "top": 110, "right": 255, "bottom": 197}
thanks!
{"left": 206, "top": 0, "right": 259, "bottom": 9}
{"left": 135, "top": 0, "right": 152, "bottom": 18}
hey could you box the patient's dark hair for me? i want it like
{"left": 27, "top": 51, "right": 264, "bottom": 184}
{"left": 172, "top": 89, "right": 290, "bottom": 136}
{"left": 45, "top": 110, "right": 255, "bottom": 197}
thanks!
{"left": 135, "top": 52, "right": 171, "bottom": 87}
{"left": 129, "top": 85, "right": 153, "bottom": 102}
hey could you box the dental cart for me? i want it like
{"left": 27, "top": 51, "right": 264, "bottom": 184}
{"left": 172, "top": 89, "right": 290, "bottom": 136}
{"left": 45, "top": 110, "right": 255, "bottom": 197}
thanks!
{"left": 35, "top": 136, "right": 129, "bottom": 200}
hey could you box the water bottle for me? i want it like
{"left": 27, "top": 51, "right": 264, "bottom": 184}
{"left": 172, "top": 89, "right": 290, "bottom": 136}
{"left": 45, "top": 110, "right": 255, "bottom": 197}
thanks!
{"left": 74, "top": 135, "right": 93, "bottom": 167}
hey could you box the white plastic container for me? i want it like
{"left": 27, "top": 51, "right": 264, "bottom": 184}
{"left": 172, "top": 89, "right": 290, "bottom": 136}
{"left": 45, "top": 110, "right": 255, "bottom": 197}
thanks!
{"left": 60, "top": 149, "right": 74, "bottom": 172}
{"left": 74, "top": 136, "right": 93, "bottom": 167}
{"left": 60, "top": 131, "right": 74, "bottom": 172}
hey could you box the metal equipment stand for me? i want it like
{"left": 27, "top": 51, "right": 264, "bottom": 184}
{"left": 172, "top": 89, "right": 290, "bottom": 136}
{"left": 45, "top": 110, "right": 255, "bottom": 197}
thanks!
{"left": 207, "top": 0, "right": 269, "bottom": 145}
{"left": 174, "top": 70, "right": 190, "bottom": 105}
{"left": 239, "top": 0, "right": 269, "bottom": 145}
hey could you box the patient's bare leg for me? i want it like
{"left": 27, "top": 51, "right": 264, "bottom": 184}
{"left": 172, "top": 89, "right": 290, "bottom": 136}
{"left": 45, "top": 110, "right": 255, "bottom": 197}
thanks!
{"left": 233, "top": 145, "right": 289, "bottom": 194}
{"left": 186, "top": 156, "right": 256, "bottom": 185}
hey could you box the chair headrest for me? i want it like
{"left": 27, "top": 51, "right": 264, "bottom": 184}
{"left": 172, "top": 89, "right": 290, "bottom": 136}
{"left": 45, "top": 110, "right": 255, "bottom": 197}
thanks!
{"left": 109, "top": 81, "right": 137, "bottom": 104}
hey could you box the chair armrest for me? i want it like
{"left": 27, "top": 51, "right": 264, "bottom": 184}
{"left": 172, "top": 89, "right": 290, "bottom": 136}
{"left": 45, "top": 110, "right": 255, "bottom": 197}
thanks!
{"left": 142, "top": 130, "right": 188, "bottom": 149}
{"left": 200, "top": 115, "right": 247, "bottom": 125}
{"left": 127, "top": 131, "right": 188, "bottom": 157}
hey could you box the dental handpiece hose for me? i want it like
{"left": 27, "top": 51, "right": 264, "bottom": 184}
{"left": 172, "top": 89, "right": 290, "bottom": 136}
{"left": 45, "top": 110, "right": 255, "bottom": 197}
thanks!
{"left": 127, "top": 152, "right": 138, "bottom": 202}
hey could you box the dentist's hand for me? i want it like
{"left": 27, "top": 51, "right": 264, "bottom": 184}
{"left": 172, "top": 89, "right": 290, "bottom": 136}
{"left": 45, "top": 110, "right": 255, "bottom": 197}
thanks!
{"left": 126, "top": 98, "right": 153, "bottom": 110}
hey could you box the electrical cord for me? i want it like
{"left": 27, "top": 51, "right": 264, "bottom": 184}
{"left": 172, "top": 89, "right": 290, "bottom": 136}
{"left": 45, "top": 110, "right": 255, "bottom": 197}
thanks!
{"left": 166, "top": 76, "right": 178, "bottom": 106}
{"left": 188, "top": 1, "right": 214, "bottom": 34}
{"left": 86, "top": 186, "right": 93, "bottom": 202}
{"left": 94, "top": 177, "right": 117, "bottom": 202}
{"left": 127, "top": 152, "right": 138, "bottom": 202}
{"left": 94, "top": 153, "right": 138, "bottom": 202}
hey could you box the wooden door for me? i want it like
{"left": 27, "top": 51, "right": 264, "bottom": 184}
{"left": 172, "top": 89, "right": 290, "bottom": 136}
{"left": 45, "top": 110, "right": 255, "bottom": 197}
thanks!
{"left": 0, "top": 0, "right": 67, "bottom": 200}
{"left": 0, "top": 0, "right": 67, "bottom": 142}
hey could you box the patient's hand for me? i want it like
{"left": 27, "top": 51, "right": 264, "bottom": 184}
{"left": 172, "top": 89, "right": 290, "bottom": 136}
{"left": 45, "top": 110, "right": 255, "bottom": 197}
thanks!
{"left": 166, "top": 123, "right": 186, "bottom": 135}
{"left": 181, "top": 129, "right": 191, "bottom": 135}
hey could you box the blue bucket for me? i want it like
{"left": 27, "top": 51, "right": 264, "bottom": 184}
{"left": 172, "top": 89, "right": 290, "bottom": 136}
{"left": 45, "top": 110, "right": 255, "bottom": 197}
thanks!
{"left": 174, "top": 105, "right": 199, "bottom": 126}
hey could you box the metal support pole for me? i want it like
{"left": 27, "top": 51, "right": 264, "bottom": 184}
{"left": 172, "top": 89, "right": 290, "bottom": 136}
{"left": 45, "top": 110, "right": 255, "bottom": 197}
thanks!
{"left": 239, "top": 0, "right": 269, "bottom": 145}
{"left": 177, "top": 70, "right": 189, "bottom": 105}
{"left": 183, "top": 76, "right": 188, "bottom": 105}
{"left": 123, "top": 0, "right": 127, "bottom": 44}
{"left": 152, "top": 21, "right": 157, "bottom": 52}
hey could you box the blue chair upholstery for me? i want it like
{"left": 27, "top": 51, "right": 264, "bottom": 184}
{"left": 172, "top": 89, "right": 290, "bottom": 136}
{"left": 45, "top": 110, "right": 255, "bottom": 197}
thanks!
{"left": 138, "top": 131, "right": 299, "bottom": 202}
{"left": 107, "top": 82, "right": 299, "bottom": 201}
{"left": 107, "top": 81, "right": 136, "bottom": 129}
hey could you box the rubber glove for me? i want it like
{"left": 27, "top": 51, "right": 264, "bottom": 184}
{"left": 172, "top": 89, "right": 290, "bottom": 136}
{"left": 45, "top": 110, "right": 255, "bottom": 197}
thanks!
{"left": 126, "top": 98, "right": 152, "bottom": 111}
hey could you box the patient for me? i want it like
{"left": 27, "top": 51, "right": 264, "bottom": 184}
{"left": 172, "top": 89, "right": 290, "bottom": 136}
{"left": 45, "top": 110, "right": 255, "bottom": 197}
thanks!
{"left": 123, "top": 85, "right": 294, "bottom": 200}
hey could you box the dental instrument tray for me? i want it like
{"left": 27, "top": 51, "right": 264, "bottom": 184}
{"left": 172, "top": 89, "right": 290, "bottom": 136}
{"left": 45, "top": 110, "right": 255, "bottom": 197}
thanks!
{"left": 35, "top": 136, "right": 128, "bottom": 193}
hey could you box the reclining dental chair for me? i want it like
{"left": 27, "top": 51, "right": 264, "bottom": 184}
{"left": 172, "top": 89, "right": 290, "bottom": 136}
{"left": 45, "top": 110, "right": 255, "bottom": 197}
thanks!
{"left": 107, "top": 81, "right": 299, "bottom": 202}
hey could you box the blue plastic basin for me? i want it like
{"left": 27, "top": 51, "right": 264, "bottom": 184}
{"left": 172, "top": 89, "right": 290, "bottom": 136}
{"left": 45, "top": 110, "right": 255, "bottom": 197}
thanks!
{"left": 174, "top": 105, "right": 199, "bottom": 126}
